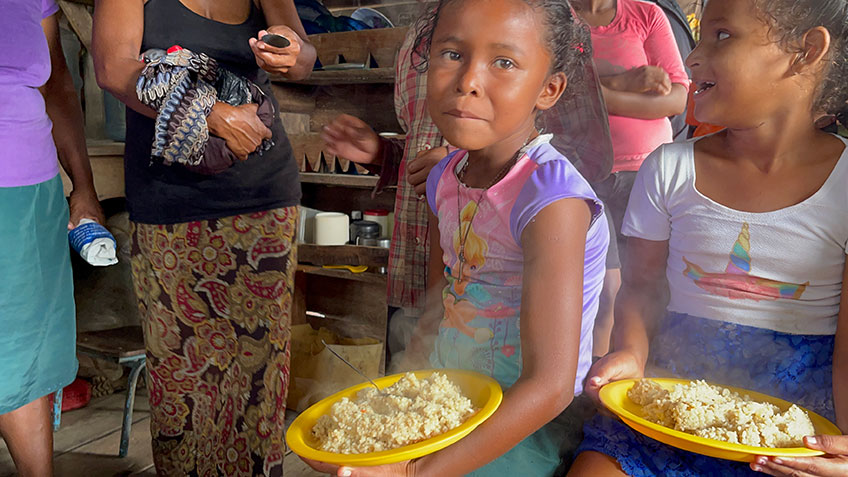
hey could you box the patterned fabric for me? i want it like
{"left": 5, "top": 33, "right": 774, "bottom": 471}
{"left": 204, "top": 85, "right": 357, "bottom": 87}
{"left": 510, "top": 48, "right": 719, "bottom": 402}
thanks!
{"left": 577, "top": 311, "right": 835, "bottom": 477}
{"left": 137, "top": 47, "right": 273, "bottom": 170}
{"left": 130, "top": 207, "right": 297, "bottom": 476}
{"left": 426, "top": 137, "right": 608, "bottom": 475}
{"left": 381, "top": 27, "right": 446, "bottom": 313}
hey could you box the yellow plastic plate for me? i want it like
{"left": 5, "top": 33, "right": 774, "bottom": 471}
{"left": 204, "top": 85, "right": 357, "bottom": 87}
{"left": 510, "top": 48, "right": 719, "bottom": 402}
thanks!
{"left": 286, "top": 369, "right": 503, "bottom": 466}
{"left": 600, "top": 378, "right": 842, "bottom": 462}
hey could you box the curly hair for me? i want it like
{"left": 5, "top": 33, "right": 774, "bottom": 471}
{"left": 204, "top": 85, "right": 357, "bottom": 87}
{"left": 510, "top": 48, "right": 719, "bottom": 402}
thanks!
{"left": 754, "top": 0, "right": 848, "bottom": 122}
{"left": 410, "top": 0, "right": 593, "bottom": 90}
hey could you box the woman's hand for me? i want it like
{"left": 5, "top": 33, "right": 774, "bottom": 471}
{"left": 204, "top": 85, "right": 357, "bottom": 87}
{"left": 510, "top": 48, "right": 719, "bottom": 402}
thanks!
{"left": 68, "top": 188, "right": 105, "bottom": 230}
{"left": 300, "top": 457, "right": 415, "bottom": 477}
{"left": 207, "top": 102, "right": 271, "bottom": 160}
{"left": 321, "top": 114, "right": 382, "bottom": 165}
{"left": 583, "top": 349, "right": 644, "bottom": 404}
{"left": 752, "top": 435, "right": 848, "bottom": 476}
{"left": 603, "top": 66, "right": 672, "bottom": 95}
{"left": 248, "top": 26, "right": 304, "bottom": 75}
{"left": 407, "top": 146, "right": 449, "bottom": 196}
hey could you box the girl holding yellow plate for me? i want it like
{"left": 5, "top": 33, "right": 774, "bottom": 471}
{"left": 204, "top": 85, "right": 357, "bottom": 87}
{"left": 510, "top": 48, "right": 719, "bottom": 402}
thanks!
{"left": 301, "top": 0, "right": 611, "bottom": 472}
{"left": 570, "top": 0, "right": 848, "bottom": 476}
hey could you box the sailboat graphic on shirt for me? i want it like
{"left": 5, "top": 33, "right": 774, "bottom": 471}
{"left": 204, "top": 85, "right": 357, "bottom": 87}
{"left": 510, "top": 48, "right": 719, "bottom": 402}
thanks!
{"left": 682, "top": 223, "right": 808, "bottom": 301}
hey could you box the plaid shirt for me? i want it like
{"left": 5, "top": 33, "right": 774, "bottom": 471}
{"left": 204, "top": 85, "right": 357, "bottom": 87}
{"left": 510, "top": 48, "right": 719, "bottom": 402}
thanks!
{"left": 374, "top": 27, "right": 446, "bottom": 314}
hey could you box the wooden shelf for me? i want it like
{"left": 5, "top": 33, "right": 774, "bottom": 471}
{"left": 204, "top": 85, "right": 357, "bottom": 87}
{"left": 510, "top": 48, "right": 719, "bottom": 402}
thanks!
{"left": 299, "top": 172, "right": 378, "bottom": 188}
{"left": 272, "top": 67, "right": 395, "bottom": 85}
{"left": 298, "top": 243, "right": 389, "bottom": 268}
{"left": 297, "top": 264, "right": 387, "bottom": 284}
{"left": 86, "top": 139, "right": 124, "bottom": 157}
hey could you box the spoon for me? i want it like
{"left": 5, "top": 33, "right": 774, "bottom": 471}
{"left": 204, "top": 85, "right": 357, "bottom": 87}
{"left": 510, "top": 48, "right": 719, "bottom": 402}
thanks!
{"left": 321, "top": 339, "right": 387, "bottom": 396}
{"left": 323, "top": 264, "right": 368, "bottom": 273}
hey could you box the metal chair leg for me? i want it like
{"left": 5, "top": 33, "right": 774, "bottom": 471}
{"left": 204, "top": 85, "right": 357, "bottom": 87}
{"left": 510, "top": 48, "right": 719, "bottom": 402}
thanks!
{"left": 52, "top": 389, "right": 63, "bottom": 432}
{"left": 119, "top": 359, "right": 146, "bottom": 458}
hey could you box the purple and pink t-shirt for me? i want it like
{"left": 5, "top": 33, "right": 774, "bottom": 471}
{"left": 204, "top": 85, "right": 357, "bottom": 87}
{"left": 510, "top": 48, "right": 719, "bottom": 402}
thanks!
{"left": 590, "top": 0, "right": 689, "bottom": 172}
{"left": 426, "top": 135, "right": 609, "bottom": 396}
{"left": 0, "top": 0, "right": 61, "bottom": 187}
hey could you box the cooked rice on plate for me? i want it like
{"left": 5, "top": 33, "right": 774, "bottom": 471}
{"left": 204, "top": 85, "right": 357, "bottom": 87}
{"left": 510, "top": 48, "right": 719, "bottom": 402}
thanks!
{"left": 312, "top": 372, "right": 478, "bottom": 454}
{"left": 628, "top": 379, "right": 815, "bottom": 448}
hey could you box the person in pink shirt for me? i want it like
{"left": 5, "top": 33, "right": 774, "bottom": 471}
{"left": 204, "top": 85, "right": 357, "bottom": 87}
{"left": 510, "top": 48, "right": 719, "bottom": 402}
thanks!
{"left": 572, "top": 0, "right": 688, "bottom": 357}
{"left": 573, "top": 0, "right": 688, "bottom": 242}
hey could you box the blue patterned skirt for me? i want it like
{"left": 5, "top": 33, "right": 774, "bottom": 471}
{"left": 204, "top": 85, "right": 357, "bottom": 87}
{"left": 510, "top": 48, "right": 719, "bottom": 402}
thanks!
{"left": 577, "top": 312, "right": 835, "bottom": 477}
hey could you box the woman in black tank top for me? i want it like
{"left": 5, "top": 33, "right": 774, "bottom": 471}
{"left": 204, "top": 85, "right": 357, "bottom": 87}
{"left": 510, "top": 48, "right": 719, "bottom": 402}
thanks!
{"left": 92, "top": 2, "right": 315, "bottom": 475}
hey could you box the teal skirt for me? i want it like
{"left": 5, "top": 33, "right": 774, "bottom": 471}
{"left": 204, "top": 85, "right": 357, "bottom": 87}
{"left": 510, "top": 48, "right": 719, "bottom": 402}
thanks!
{"left": 0, "top": 175, "right": 77, "bottom": 414}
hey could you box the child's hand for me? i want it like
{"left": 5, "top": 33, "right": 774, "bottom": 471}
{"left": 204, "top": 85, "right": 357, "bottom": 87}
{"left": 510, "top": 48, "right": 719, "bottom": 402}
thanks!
{"left": 321, "top": 114, "right": 382, "bottom": 165}
{"left": 752, "top": 435, "right": 848, "bottom": 476}
{"left": 605, "top": 66, "right": 672, "bottom": 95}
{"left": 584, "top": 350, "right": 644, "bottom": 404}
{"left": 407, "top": 145, "right": 449, "bottom": 196}
{"left": 249, "top": 27, "right": 304, "bottom": 75}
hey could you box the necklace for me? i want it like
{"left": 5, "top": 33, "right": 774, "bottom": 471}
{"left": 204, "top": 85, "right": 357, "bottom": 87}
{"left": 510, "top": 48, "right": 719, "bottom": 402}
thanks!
{"left": 455, "top": 132, "right": 536, "bottom": 282}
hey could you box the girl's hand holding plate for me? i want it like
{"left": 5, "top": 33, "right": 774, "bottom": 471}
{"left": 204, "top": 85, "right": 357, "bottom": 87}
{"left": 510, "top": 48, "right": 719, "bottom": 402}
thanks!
{"left": 249, "top": 26, "right": 302, "bottom": 75}
{"left": 753, "top": 435, "right": 848, "bottom": 477}
{"left": 584, "top": 349, "right": 644, "bottom": 404}
{"left": 300, "top": 457, "right": 416, "bottom": 477}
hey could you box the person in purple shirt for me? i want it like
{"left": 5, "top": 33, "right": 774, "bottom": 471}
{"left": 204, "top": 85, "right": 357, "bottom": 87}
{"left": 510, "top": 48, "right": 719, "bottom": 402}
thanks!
{"left": 0, "top": 0, "right": 103, "bottom": 474}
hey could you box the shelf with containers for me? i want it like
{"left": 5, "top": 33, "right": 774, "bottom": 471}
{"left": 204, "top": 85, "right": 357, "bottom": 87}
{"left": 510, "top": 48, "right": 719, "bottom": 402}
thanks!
{"left": 271, "top": 27, "right": 411, "bottom": 370}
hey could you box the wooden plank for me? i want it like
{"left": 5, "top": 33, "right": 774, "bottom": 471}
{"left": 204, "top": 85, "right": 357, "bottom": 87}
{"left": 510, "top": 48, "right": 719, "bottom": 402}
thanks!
{"left": 274, "top": 67, "right": 395, "bottom": 85}
{"left": 297, "top": 264, "right": 388, "bottom": 285}
{"left": 78, "top": 326, "right": 146, "bottom": 358}
{"left": 52, "top": 416, "right": 153, "bottom": 476}
{"left": 0, "top": 391, "right": 150, "bottom": 475}
{"left": 270, "top": 84, "right": 317, "bottom": 114}
{"left": 298, "top": 243, "right": 388, "bottom": 268}
{"left": 301, "top": 181, "right": 396, "bottom": 213}
{"left": 130, "top": 465, "right": 157, "bottom": 476}
{"left": 54, "top": 391, "right": 151, "bottom": 452}
{"left": 300, "top": 172, "right": 378, "bottom": 188}
{"left": 288, "top": 132, "right": 373, "bottom": 173}
{"left": 309, "top": 83, "right": 400, "bottom": 134}
{"left": 279, "top": 112, "right": 311, "bottom": 135}
{"left": 58, "top": 1, "right": 93, "bottom": 51}
{"left": 60, "top": 154, "right": 125, "bottom": 200}
{"left": 86, "top": 140, "right": 125, "bottom": 157}
{"left": 309, "top": 27, "right": 409, "bottom": 70}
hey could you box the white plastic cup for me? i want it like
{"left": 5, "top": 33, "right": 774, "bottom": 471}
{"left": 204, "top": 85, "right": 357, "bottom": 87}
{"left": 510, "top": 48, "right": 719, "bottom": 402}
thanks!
{"left": 314, "top": 212, "right": 350, "bottom": 245}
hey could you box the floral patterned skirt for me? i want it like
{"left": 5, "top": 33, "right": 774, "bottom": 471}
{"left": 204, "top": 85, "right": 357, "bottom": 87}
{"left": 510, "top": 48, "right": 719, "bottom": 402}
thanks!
{"left": 130, "top": 207, "right": 298, "bottom": 476}
{"left": 577, "top": 312, "right": 835, "bottom": 477}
